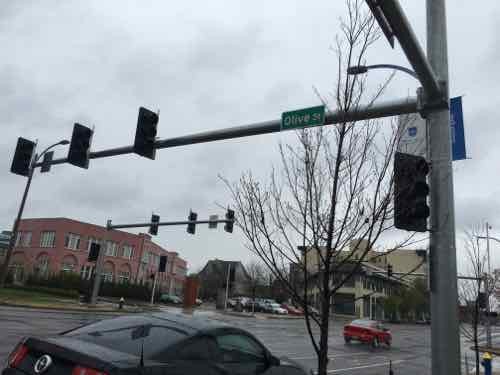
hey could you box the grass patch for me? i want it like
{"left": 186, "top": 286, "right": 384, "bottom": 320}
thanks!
{"left": 0, "top": 287, "right": 78, "bottom": 306}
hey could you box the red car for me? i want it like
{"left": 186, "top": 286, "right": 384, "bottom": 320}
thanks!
{"left": 343, "top": 319, "right": 392, "bottom": 348}
{"left": 281, "top": 303, "right": 303, "bottom": 315}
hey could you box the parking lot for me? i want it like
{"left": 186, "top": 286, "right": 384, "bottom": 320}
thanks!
{"left": 0, "top": 305, "right": 435, "bottom": 374}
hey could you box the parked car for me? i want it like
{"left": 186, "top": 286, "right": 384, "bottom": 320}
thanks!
{"left": 2, "top": 312, "right": 310, "bottom": 375}
{"left": 160, "top": 294, "right": 182, "bottom": 305}
{"left": 305, "top": 305, "right": 320, "bottom": 317}
{"left": 266, "top": 303, "right": 288, "bottom": 315}
{"left": 281, "top": 303, "right": 303, "bottom": 315}
{"left": 343, "top": 319, "right": 392, "bottom": 348}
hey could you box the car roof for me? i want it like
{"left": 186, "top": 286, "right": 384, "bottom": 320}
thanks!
{"left": 148, "top": 311, "right": 230, "bottom": 333}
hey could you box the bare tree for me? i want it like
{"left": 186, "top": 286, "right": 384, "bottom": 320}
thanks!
{"left": 459, "top": 226, "right": 497, "bottom": 375}
{"left": 222, "top": 2, "right": 417, "bottom": 374}
{"left": 246, "top": 260, "right": 268, "bottom": 313}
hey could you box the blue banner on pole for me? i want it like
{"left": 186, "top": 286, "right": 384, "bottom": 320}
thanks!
{"left": 450, "top": 96, "right": 466, "bottom": 161}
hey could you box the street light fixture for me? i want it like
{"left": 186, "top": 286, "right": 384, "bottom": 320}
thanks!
{"left": 347, "top": 64, "right": 419, "bottom": 80}
{"left": 0, "top": 139, "right": 70, "bottom": 287}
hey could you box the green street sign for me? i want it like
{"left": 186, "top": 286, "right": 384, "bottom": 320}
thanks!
{"left": 281, "top": 105, "right": 325, "bottom": 131}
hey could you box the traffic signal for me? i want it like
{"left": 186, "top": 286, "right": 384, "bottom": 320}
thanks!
{"left": 478, "top": 292, "right": 487, "bottom": 309}
{"left": 387, "top": 264, "right": 393, "bottom": 278}
{"left": 159, "top": 255, "right": 167, "bottom": 273}
{"left": 394, "top": 152, "right": 430, "bottom": 232}
{"left": 187, "top": 211, "right": 198, "bottom": 234}
{"left": 10, "top": 137, "right": 36, "bottom": 177}
{"left": 224, "top": 208, "right": 235, "bottom": 233}
{"left": 133, "top": 107, "right": 158, "bottom": 160}
{"left": 68, "top": 123, "right": 93, "bottom": 169}
{"left": 88, "top": 243, "right": 100, "bottom": 262}
{"left": 149, "top": 214, "right": 160, "bottom": 236}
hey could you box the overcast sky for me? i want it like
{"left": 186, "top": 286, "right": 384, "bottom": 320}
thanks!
{"left": 1, "top": 1, "right": 499, "bottom": 273}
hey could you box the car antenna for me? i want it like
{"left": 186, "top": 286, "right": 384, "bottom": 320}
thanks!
{"left": 140, "top": 338, "right": 145, "bottom": 367}
{"left": 131, "top": 324, "right": 151, "bottom": 368}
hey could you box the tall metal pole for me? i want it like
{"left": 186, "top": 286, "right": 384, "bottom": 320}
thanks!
{"left": 0, "top": 155, "right": 37, "bottom": 287}
{"left": 224, "top": 263, "right": 231, "bottom": 311}
{"left": 427, "top": 0, "right": 461, "bottom": 374}
{"left": 486, "top": 222, "right": 492, "bottom": 347}
{"left": 150, "top": 272, "right": 158, "bottom": 306}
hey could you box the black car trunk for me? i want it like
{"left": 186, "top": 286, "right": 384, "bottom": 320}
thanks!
{"left": 15, "top": 337, "right": 140, "bottom": 375}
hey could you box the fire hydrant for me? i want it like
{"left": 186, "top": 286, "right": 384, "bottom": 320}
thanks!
{"left": 119, "top": 297, "right": 125, "bottom": 310}
{"left": 481, "top": 352, "right": 492, "bottom": 375}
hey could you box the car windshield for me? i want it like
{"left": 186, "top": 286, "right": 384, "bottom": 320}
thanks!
{"left": 270, "top": 304, "right": 281, "bottom": 308}
{"left": 64, "top": 316, "right": 188, "bottom": 360}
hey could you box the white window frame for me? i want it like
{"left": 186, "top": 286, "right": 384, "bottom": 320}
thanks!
{"left": 64, "top": 233, "right": 81, "bottom": 250}
{"left": 105, "top": 241, "right": 118, "bottom": 257}
{"left": 40, "top": 231, "right": 56, "bottom": 248}
{"left": 122, "top": 245, "right": 134, "bottom": 260}
{"left": 61, "top": 262, "right": 76, "bottom": 273}
{"left": 118, "top": 271, "right": 130, "bottom": 283}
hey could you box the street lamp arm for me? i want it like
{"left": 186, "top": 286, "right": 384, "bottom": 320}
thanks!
{"left": 477, "top": 235, "right": 500, "bottom": 245}
{"left": 36, "top": 140, "right": 70, "bottom": 162}
{"left": 347, "top": 64, "right": 418, "bottom": 80}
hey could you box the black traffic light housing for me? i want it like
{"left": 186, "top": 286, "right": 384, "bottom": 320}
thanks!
{"left": 68, "top": 123, "right": 93, "bottom": 169}
{"left": 224, "top": 208, "right": 235, "bottom": 233}
{"left": 134, "top": 107, "right": 158, "bottom": 160}
{"left": 187, "top": 211, "right": 198, "bottom": 234}
{"left": 159, "top": 255, "right": 167, "bottom": 273}
{"left": 149, "top": 214, "right": 160, "bottom": 236}
{"left": 387, "top": 264, "right": 393, "bottom": 278}
{"left": 11, "top": 137, "right": 36, "bottom": 177}
{"left": 394, "top": 152, "right": 430, "bottom": 232}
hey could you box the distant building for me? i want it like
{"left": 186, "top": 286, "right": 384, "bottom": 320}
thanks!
{"left": 297, "top": 239, "right": 426, "bottom": 319}
{"left": 0, "top": 231, "right": 11, "bottom": 256}
{"left": 197, "top": 259, "right": 250, "bottom": 300}
{"left": 0, "top": 218, "right": 187, "bottom": 295}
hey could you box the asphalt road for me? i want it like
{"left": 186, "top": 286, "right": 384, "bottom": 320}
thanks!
{"left": 0, "top": 305, "right": 436, "bottom": 374}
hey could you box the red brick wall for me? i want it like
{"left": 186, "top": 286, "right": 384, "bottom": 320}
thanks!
{"left": 10, "top": 218, "right": 187, "bottom": 295}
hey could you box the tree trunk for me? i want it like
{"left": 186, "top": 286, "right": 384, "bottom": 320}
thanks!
{"left": 317, "top": 307, "right": 330, "bottom": 375}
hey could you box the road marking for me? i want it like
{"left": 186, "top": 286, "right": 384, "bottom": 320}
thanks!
{"left": 290, "top": 352, "right": 380, "bottom": 361}
{"left": 326, "top": 359, "right": 406, "bottom": 373}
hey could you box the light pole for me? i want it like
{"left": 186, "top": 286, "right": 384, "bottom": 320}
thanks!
{"left": 0, "top": 139, "right": 70, "bottom": 287}
{"left": 477, "top": 225, "right": 496, "bottom": 348}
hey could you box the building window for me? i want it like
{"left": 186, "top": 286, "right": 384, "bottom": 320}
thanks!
{"left": 61, "top": 262, "right": 76, "bottom": 273}
{"left": 102, "top": 271, "right": 113, "bottom": 282}
{"left": 64, "top": 233, "right": 81, "bottom": 250}
{"left": 118, "top": 271, "right": 130, "bottom": 283}
{"left": 40, "top": 231, "right": 56, "bottom": 248}
{"left": 142, "top": 251, "right": 150, "bottom": 264}
{"left": 87, "top": 237, "right": 102, "bottom": 252}
{"left": 16, "top": 232, "right": 32, "bottom": 248}
{"left": 122, "top": 245, "right": 134, "bottom": 260}
{"left": 105, "top": 241, "right": 118, "bottom": 257}
{"left": 80, "top": 265, "right": 93, "bottom": 280}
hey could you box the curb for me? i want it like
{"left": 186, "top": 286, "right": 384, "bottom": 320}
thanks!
{"left": 0, "top": 301, "right": 157, "bottom": 314}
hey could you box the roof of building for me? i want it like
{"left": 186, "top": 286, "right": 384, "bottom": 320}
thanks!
{"left": 199, "top": 259, "right": 250, "bottom": 281}
{"left": 19, "top": 217, "right": 174, "bottom": 252}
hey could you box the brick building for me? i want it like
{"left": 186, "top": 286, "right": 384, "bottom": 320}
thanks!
{"left": 1, "top": 218, "right": 187, "bottom": 295}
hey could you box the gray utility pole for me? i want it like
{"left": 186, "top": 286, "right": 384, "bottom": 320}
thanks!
{"left": 486, "top": 222, "right": 492, "bottom": 348}
{"left": 426, "top": 0, "right": 461, "bottom": 374}
{"left": 224, "top": 263, "right": 231, "bottom": 311}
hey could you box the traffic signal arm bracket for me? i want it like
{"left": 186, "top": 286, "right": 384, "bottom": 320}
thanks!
{"left": 33, "top": 98, "right": 419, "bottom": 170}
{"left": 107, "top": 218, "right": 234, "bottom": 230}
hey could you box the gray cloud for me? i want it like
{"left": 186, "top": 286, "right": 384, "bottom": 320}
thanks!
{"left": 2, "top": 0, "right": 500, "bottom": 272}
